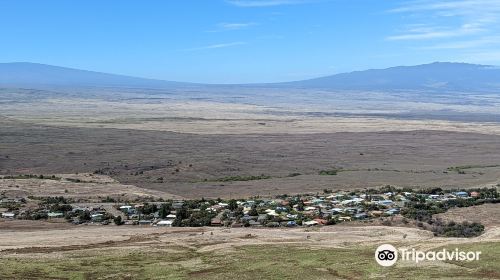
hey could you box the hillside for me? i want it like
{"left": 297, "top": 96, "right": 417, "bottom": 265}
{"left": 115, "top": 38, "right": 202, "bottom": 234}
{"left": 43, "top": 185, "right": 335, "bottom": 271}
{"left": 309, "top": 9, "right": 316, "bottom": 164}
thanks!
{"left": 0, "top": 62, "right": 188, "bottom": 88}
{"left": 281, "top": 62, "right": 500, "bottom": 92}
{"left": 2, "top": 62, "right": 500, "bottom": 93}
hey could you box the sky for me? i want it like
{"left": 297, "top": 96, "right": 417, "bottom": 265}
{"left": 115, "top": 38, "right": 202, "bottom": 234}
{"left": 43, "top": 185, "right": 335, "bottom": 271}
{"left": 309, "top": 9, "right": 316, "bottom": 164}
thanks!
{"left": 1, "top": 0, "right": 500, "bottom": 83}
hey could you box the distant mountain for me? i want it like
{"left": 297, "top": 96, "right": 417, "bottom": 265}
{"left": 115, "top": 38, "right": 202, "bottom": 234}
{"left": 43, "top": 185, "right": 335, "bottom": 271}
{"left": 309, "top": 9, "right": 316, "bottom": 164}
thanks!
{"left": 0, "top": 62, "right": 188, "bottom": 88}
{"left": 2, "top": 62, "right": 500, "bottom": 92}
{"left": 281, "top": 62, "right": 500, "bottom": 92}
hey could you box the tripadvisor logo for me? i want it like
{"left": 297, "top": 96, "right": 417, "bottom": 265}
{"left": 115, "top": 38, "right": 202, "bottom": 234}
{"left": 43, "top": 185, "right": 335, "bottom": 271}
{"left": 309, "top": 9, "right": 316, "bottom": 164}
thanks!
{"left": 375, "top": 244, "right": 398, "bottom": 267}
{"left": 375, "top": 244, "right": 481, "bottom": 267}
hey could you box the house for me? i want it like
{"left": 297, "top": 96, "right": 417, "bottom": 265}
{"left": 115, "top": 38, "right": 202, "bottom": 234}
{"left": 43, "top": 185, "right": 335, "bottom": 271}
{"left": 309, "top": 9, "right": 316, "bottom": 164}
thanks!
{"left": 343, "top": 208, "right": 358, "bottom": 214}
{"left": 385, "top": 208, "right": 400, "bottom": 215}
{"left": 428, "top": 194, "right": 440, "bottom": 200}
{"left": 313, "top": 218, "right": 328, "bottom": 225}
{"left": 156, "top": 220, "right": 173, "bottom": 227}
{"left": 48, "top": 212, "right": 64, "bottom": 219}
{"left": 285, "top": 221, "right": 297, "bottom": 227}
{"left": 166, "top": 214, "right": 177, "bottom": 220}
{"left": 275, "top": 206, "right": 288, "bottom": 212}
{"left": 470, "top": 191, "right": 480, "bottom": 198}
{"left": 330, "top": 208, "right": 343, "bottom": 214}
{"left": 286, "top": 214, "right": 298, "bottom": 219}
{"left": 72, "top": 207, "right": 89, "bottom": 213}
{"left": 454, "top": 191, "right": 469, "bottom": 198}
{"left": 119, "top": 205, "right": 134, "bottom": 214}
{"left": 138, "top": 220, "right": 152, "bottom": 225}
{"left": 172, "top": 201, "right": 184, "bottom": 209}
{"left": 211, "top": 218, "right": 222, "bottom": 226}
{"left": 354, "top": 213, "right": 368, "bottom": 220}
{"left": 303, "top": 220, "right": 319, "bottom": 226}
{"left": 1, "top": 212, "right": 15, "bottom": 219}
{"left": 91, "top": 213, "right": 104, "bottom": 222}
{"left": 338, "top": 216, "right": 352, "bottom": 222}
{"left": 377, "top": 200, "right": 394, "bottom": 206}
{"left": 265, "top": 209, "right": 279, "bottom": 216}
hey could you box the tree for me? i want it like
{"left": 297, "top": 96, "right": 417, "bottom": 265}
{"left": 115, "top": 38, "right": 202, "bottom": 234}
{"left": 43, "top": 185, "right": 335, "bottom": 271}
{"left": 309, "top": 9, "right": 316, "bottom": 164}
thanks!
{"left": 248, "top": 205, "right": 258, "bottom": 216}
{"left": 114, "top": 215, "right": 124, "bottom": 225}
{"left": 176, "top": 207, "right": 189, "bottom": 220}
{"left": 159, "top": 203, "right": 171, "bottom": 219}
{"left": 234, "top": 207, "right": 244, "bottom": 219}
{"left": 296, "top": 201, "right": 304, "bottom": 211}
{"left": 79, "top": 210, "right": 91, "bottom": 222}
{"left": 141, "top": 203, "right": 158, "bottom": 215}
{"left": 228, "top": 199, "right": 238, "bottom": 211}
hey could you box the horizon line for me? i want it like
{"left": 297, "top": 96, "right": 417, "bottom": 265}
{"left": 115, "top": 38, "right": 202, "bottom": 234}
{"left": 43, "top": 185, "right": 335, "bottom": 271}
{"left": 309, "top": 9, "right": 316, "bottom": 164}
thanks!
{"left": 0, "top": 60, "right": 492, "bottom": 85}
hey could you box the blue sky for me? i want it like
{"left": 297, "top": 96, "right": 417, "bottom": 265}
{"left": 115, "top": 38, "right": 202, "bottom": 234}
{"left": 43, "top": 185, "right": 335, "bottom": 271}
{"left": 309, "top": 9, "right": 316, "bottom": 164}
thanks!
{"left": 1, "top": 0, "right": 500, "bottom": 83}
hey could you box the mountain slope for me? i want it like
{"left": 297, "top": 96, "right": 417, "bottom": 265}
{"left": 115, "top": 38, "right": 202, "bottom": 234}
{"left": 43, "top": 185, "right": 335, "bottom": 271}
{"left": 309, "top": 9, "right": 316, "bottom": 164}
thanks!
{"left": 2, "top": 62, "right": 500, "bottom": 92}
{"left": 0, "top": 62, "right": 188, "bottom": 88}
{"left": 282, "top": 62, "right": 500, "bottom": 92}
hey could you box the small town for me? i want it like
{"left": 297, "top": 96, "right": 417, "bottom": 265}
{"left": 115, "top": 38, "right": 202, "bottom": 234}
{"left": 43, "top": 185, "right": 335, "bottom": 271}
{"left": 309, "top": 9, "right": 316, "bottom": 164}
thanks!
{"left": 1, "top": 185, "right": 498, "bottom": 237}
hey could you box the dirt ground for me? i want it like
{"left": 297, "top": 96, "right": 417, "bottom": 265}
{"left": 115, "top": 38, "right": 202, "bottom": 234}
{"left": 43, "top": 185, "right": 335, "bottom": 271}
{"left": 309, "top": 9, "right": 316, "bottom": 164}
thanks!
{"left": 4, "top": 97, "right": 500, "bottom": 135}
{"left": 2, "top": 117, "right": 500, "bottom": 198}
{"left": 0, "top": 173, "right": 180, "bottom": 201}
{"left": 434, "top": 204, "right": 500, "bottom": 228}
{"left": 0, "top": 220, "right": 499, "bottom": 255}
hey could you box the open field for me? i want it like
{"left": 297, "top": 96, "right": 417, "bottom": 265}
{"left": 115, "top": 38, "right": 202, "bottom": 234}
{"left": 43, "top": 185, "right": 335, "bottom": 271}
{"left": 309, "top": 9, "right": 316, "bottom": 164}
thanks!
{"left": 0, "top": 173, "right": 180, "bottom": 201}
{"left": 0, "top": 222, "right": 499, "bottom": 279}
{"left": 2, "top": 96, "right": 500, "bottom": 135}
{"left": 2, "top": 89, "right": 500, "bottom": 198}
{"left": 434, "top": 204, "right": 500, "bottom": 229}
{"left": 2, "top": 116, "right": 500, "bottom": 198}
{"left": 1, "top": 88, "right": 499, "bottom": 279}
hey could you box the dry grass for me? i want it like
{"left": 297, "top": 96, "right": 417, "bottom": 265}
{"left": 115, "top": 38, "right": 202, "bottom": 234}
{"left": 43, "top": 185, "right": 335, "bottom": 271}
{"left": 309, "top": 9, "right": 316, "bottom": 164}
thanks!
{"left": 0, "top": 223, "right": 499, "bottom": 279}
{"left": 434, "top": 204, "right": 500, "bottom": 229}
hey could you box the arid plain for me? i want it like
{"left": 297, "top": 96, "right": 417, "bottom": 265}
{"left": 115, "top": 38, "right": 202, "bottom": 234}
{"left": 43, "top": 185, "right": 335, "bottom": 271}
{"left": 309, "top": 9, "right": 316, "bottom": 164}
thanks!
{"left": 2, "top": 89, "right": 500, "bottom": 199}
{"left": 1, "top": 86, "right": 500, "bottom": 279}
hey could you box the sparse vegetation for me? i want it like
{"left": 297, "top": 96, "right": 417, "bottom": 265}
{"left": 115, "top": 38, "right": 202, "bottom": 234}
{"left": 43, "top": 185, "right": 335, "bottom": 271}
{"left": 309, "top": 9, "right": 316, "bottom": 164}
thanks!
{"left": 318, "top": 169, "right": 339, "bottom": 175}
{"left": 0, "top": 174, "right": 61, "bottom": 180}
{"left": 431, "top": 220, "right": 484, "bottom": 237}
{"left": 212, "top": 174, "right": 272, "bottom": 182}
{"left": 0, "top": 243, "right": 499, "bottom": 279}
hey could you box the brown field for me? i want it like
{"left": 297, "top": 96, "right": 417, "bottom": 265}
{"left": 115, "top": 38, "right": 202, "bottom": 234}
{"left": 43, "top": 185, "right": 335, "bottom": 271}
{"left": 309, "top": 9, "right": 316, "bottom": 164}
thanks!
{"left": 2, "top": 116, "right": 500, "bottom": 199}
{"left": 434, "top": 204, "right": 500, "bottom": 229}
{"left": 0, "top": 173, "right": 180, "bottom": 201}
{"left": 0, "top": 220, "right": 499, "bottom": 279}
{"left": 2, "top": 95, "right": 500, "bottom": 278}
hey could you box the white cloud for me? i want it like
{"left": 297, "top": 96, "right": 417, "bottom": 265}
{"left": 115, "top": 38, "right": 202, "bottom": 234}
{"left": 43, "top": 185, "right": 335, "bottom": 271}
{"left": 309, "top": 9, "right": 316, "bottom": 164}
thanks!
{"left": 388, "top": 0, "right": 500, "bottom": 41}
{"left": 207, "top": 22, "right": 257, "bottom": 32}
{"left": 387, "top": 23, "right": 484, "bottom": 41}
{"left": 183, "top": 42, "right": 247, "bottom": 51}
{"left": 389, "top": 0, "right": 500, "bottom": 15}
{"left": 226, "top": 0, "right": 314, "bottom": 7}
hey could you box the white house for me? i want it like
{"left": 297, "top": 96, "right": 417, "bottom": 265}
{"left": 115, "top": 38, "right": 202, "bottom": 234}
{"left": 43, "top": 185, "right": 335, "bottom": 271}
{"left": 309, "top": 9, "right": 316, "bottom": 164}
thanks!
{"left": 304, "top": 220, "right": 319, "bottom": 226}
{"left": 1, "top": 212, "right": 15, "bottom": 219}
{"left": 156, "top": 220, "right": 173, "bottom": 227}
